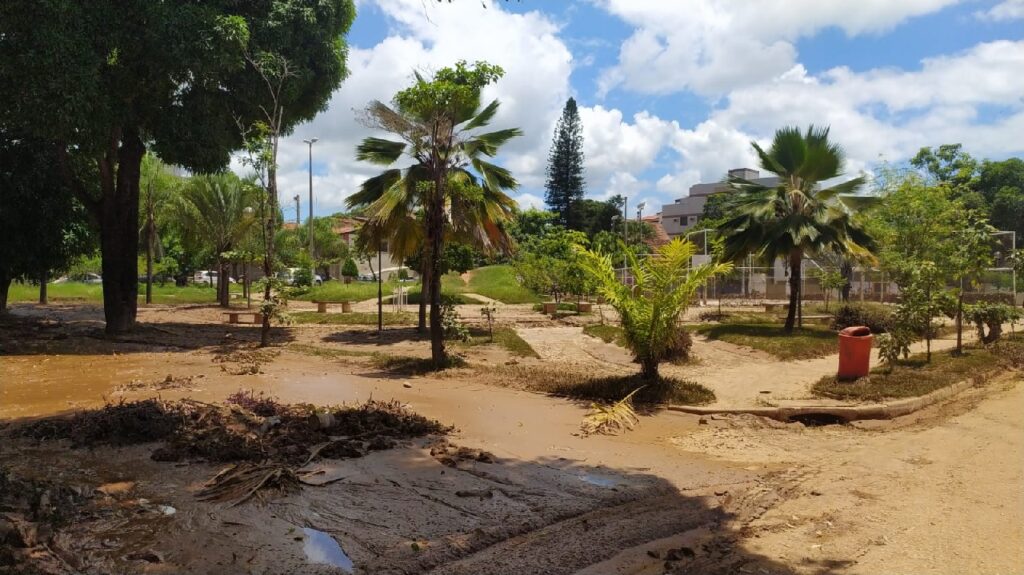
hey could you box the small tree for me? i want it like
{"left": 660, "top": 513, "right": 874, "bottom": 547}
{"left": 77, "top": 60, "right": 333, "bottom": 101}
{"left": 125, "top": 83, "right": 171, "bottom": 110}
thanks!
{"left": 895, "top": 261, "right": 948, "bottom": 362}
{"left": 341, "top": 258, "right": 359, "bottom": 282}
{"left": 814, "top": 268, "right": 847, "bottom": 312}
{"left": 579, "top": 238, "right": 732, "bottom": 380}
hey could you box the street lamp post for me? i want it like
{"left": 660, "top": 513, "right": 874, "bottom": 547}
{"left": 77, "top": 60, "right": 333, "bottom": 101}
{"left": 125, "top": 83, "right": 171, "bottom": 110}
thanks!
{"left": 303, "top": 138, "right": 318, "bottom": 278}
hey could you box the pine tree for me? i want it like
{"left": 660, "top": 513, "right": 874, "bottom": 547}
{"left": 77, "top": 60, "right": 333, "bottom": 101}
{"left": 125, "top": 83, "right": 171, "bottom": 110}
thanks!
{"left": 545, "top": 98, "right": 586, "bottom": 229}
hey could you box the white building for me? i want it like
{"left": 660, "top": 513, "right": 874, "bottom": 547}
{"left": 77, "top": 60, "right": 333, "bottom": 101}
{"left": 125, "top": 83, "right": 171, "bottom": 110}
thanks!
{"left": 659, "top": 168, "right": 779, "bottom": 237}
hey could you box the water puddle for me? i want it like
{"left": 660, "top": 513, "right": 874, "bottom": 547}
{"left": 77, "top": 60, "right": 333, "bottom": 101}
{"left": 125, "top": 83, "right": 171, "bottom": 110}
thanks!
{"left": 578, "top": 473, "right": 618, "bottom": 488}
{"left": 302, "top": 528, "right": 354, "bottom": 573}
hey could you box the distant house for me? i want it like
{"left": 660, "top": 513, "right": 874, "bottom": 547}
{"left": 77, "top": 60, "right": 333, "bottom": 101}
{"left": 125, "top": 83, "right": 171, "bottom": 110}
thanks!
{"left": 328, "top": 216, "right": 411, "bottom": 281}
{"left": 641, "top": 215, "right": 670, "bottom": 249}
{"left": 659, "top": 168, "right": 779, "bottom": 238}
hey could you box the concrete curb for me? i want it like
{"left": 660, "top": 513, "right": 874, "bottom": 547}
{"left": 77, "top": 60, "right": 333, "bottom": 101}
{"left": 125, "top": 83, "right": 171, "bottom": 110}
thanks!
{"left": 667, "top": 379, "right": 977, "bottom": 422}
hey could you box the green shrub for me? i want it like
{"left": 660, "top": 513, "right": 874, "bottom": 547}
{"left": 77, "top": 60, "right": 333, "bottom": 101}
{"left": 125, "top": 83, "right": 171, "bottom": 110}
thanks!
{"left": 440, "top": 295, "right": 469, "bottom": 341}
{"left": 292, "top": 267, "right": 313, "bottom": 287}
{"left": 831, "top": 304, "right": 893, "bottom": 333}
{"left": 965, "top": 302, "right": 1022, "bottom": 344}
{"left": 341, "top": 258, "right": 359, "bottom": 278}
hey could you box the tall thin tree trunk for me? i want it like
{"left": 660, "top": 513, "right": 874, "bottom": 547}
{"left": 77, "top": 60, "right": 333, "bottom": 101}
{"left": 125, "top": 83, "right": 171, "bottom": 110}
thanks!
{"left": 428, "top": 182, "right": 446, "bottom": 367}
{"left": 260, "top": 158, "right": 278, "bottom": 347}
{"left": 99, "top": 131, "right": 144, "bottom": 334}
{"left": 218, "top": 257, "right": 230, "bottom": 307}
{"left": 0, "top": 272, "right": 10, "bottom": 312}
{"left": 38, "top": 270, "right": 48, "bottom": 305}
{"left": 145, "top": 217, "right": 154, "bottom": 305}
{"left": 784, "top": 251, "right": 802, "bottom": 333}
{"left": 955, "top": 282, "right": 964, "bottom": 355}
{"left": 840, "top": 260, "right": 853, "bottom": 303}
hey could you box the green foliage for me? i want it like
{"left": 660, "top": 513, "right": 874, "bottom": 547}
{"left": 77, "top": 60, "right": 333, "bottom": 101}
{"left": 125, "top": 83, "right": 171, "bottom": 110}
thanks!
{"left": 462, "top": 264, "right": 541, "bottom": 304}
{"left": 439, "top": 295, "right": 470, "bottom": 342}
{"left": 545, "top": 97, "right": 586, "bottom": 228}
{"left": 508, "top": 208, "right": 558, "bottom": 244}
{"left": 876, "top": 331, "right": 912, "bottom": 373}
{"left": 965, "top": 302, "right": 1022, "bottom": 344}
{"left": 292, "top": 267, "right": 313, "bottom": 288}
{"left": 831, "top": 303, "right": 894, "bottom": 333}
{"left": 0, "top": 135, "right": 95, "bottom": 305}
{"left": 580, "top": 238, "right": 731, "bottom": 379}
{"left": 341, "top": 258, "right": 359, "bottom": 278}
{"left": 513, "top": 227, "right": 591, "bottom": 302}
{"left": 813, "top": 267, "right": 847, "bottom": 311}
{"left": 720, "top": 125, "right": 872, "bottom": 332}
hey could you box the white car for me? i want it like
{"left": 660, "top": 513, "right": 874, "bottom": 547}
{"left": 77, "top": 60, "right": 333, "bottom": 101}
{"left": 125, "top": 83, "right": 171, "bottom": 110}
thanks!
{"left": 279, "top": 268, "right": 323, "bottom": 286}
{"left": 55, "top": 273, "right": 102, "bottom": 284}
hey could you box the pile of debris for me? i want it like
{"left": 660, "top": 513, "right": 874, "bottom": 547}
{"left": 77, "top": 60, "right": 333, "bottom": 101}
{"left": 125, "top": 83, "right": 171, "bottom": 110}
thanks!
{"left": 0, "top": 468, "right": 88, "bottom": 573}
{"left": 11, "top": 395, "right": 450, "bottom": 505}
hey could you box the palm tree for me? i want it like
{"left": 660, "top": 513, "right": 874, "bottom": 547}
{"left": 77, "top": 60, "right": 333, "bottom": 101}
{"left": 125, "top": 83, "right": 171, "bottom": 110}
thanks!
{"left": 720, "top": 126, "right": 873, "bottom": 332}
{"left": 174, "top": 174, "right": 257, "bottom": 307}
{"left": 579, "top": 238, "right": 732, "bottom": 380}
{"left": 139, "top": 155, "right": 178, "bottom": 304}
{"left": 350, "top": 61, "right": 520, "bottom": 367}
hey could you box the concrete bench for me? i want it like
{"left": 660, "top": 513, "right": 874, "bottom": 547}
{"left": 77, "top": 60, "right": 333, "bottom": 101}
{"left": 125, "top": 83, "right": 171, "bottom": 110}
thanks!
{"left": 223, "top": 311, "right": 263, "bottom": 324}
{"left": 764, "top": 303, "right": 790, "bottom": 313}
{"left": 312, "top": 300, "right": 352, "bottom": 314}
{"left": 775, "top": 314, "right": 831, "bottom": 326}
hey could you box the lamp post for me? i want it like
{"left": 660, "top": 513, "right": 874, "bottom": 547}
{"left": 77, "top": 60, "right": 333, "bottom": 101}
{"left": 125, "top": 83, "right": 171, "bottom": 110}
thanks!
{"left": 303, "top": 138, "right": 318, "bottom": 278}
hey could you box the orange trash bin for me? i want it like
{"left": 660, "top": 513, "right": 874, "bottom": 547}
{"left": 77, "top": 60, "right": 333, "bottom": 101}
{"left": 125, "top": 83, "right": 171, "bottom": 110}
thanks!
{"left": 838, "top": 326, "right": 872, "bottom": 380}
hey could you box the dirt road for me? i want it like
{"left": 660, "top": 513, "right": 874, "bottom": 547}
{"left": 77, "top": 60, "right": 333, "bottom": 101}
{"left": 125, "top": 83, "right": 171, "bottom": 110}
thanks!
{"left": 2, "top": 304, "right": 1022, "bottom": 574}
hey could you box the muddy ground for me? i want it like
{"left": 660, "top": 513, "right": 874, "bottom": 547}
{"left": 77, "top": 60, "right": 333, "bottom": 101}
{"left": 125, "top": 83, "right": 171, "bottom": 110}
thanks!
{"left": 1, "top": 303, "right": 1022, "bottom": 575}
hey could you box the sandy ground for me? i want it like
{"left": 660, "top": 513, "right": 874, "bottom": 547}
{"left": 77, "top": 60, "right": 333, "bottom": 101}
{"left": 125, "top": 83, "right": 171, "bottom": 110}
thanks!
{"left": 1, "top": 303, "right": 1022, "bottom": 574}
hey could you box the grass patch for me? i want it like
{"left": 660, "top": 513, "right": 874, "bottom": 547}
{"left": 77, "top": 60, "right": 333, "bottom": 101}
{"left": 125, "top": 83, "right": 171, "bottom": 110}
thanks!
{"left": 812, "top": 333, "right": 1024, "bottom": 401}
{"left": 297, "top": 281, "right": 397, "bottom": 302}
{"left": 583, "top": 324, "right": 626, "bottom": 347}
{"left": 692, "top": 322, "right": 837, "bottom": 360}
{"left": 456, "top": 326, "right": 539, "bottom": 358}
{"left": 488, "top": 365, "right": 714, "bottom": 405}
{"left": 464, "top": 265, "right": 542, "bottom": 304}
{"left": 290, "top": 311, "right": 418, "bottom": 326}
{"left": 7, "top": 283, "right": 242, "bottom": 305}
{"left": 369, "top": 353, "right": 467, "bottom": 375}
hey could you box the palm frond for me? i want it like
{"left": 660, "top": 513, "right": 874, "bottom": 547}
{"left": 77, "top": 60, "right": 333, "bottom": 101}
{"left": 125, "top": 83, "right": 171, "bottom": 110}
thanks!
{"left": 580, "top": 387, "right": 643, "bottom": 436}
{"left": 462, "top": 99, "right": 500, "bottom": 131}
{"left": 356, "top": 137, "right": 406, "bottom": 166}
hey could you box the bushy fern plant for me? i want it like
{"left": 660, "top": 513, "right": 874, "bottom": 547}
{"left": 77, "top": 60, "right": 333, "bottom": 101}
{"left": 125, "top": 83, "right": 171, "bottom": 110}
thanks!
{"left": 578, "top": 238, "right": 731, "bottom": 380}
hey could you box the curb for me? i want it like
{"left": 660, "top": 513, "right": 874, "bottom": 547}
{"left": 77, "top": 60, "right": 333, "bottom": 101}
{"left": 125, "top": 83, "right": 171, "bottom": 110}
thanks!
{"left": 666, "top": 379, "right": 977, "bottom": 422}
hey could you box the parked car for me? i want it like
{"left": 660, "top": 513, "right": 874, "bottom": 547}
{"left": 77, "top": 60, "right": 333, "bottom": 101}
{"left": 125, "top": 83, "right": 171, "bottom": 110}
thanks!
{"left": 357, "top": 273, "right": 376, "bottom": 282}
{"left": 278, "top": 268, "right": 323, "bottom": 286}
{"left": 54, "top": 273, "right": 102, "bottom": 284}
{"left": 193, "top": 270, "right": 238, "bottom": 285}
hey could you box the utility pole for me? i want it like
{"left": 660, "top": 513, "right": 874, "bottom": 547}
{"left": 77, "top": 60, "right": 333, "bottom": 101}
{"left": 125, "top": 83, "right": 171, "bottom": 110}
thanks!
{"left": 293, "top": 195, "right": 300, "bottom": 227}
{"left": 303, "top": 138, "right": 318, "bottom": 267}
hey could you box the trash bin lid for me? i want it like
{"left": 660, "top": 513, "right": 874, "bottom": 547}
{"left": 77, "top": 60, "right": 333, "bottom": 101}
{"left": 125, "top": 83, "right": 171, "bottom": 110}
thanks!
{"left": 839, "top": 326, "right": 871, "bottom": 337}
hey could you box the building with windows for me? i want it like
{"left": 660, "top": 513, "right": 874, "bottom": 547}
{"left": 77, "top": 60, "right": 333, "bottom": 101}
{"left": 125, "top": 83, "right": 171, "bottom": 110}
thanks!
{"left": 659, "top": 168, "right": 779, "bottom": 237}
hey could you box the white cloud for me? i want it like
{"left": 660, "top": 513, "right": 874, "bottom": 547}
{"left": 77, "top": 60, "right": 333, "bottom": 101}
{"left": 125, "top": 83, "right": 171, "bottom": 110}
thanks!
{"left": 261, "top": 0, "right": 573, "bottom": 216}
{"left": 975, "top": 0, "right": 1024, "bottom": 21}
{"left": 595, "top": 0, "right": 961, "bottom": 97}
{"left": 513, "top": 192, "right": 546, "bottom": 211}
{"left": 579, "top": 106, "right": 678, "bottom": 193}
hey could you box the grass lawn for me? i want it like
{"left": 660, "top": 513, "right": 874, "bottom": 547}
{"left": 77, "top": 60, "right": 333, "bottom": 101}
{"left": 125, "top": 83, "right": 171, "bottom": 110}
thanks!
{"left": 692, "top": 321, "right": 838, "bottom": 360}
{"left": 583, "top": 324, "right": 627, "bottom": 347}
{"left": 455, "top": 326, "right": 539, "bottom": 358}
{"left": 289, "top": 311, "right": 418, "bottom": 326}
{"left": 8, "top": 282, "right": 241, "bottom": 305}
{"left": 296, "top": 281, "right": 399, "bottom": 302}
{"left": 813, "top": 333, "right": 1024, "bottom": 401}
{"left": 460, "top": 265, "right": 542, "bottom": 304}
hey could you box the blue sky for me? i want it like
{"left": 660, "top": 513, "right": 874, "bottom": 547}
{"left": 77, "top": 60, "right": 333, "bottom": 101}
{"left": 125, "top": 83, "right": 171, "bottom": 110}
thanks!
{"left": 270, "top": 0, "right": 1024, "bottom": 220}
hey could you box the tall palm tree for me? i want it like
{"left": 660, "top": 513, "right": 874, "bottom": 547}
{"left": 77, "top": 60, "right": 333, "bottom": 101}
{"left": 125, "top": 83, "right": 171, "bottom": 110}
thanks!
{"left": 174, "top": 174, "right": 257, "bottom": 307}
{"left": 351, "top": 62, "right": 520, "bottom": 367}
{"left": 139, "top": 155, "right": 178, "bottom": 304}
{"left": 720, "top": 126, "right": 873, "bottom": 332}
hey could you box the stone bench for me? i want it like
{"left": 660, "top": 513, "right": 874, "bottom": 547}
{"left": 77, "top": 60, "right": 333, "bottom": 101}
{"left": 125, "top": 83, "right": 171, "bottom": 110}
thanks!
{"left": 312, "top": 300, "right": 352, "bottom": 313}
{"left": 223, "top": 311, "right": 263, "bottom": 324}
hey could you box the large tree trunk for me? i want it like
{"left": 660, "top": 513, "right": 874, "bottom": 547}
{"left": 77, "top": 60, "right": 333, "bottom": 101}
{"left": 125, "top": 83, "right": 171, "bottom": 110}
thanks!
{"left": 217, "top": 257, "right": 230, "bottom": 307}
{"left": 428, "top": 182, "right": 446, "bottom": 368}
{"left": 0, "top": 271, "right": 11, "bottom": 312}
{"left": 38, "top": 270, "right": 48, "bottom": 305}
{"left": 98, "top": 131, "right": 144, "bottom": 334}
{"left": 784, "top": 251, "right": 802, "bottom": 333}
